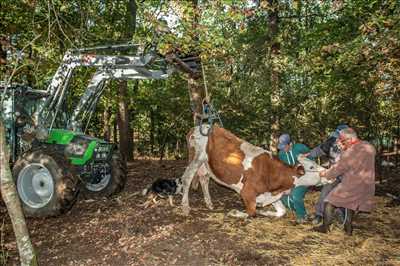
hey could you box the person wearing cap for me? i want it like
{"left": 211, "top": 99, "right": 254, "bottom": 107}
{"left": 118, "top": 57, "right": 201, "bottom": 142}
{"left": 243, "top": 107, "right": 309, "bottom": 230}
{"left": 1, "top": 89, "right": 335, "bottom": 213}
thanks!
{"left": 278, "top": 134, "right": 310, "bottom": 166}
{"left": 313, "top": 127, "right": 376, "bottom": 235}
{"left": 306, "top": 124, "right": 349, "bottom": 225}
{"left": 277, "top": 133, "right": 311, "bottom": 224}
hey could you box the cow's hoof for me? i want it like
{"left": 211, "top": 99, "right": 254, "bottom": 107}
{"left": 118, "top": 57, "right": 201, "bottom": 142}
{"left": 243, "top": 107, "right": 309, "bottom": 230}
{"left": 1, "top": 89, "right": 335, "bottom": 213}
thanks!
{"left": 227, "top": 209, "right": 249, "bottom": 219}
{"left": 256, "top": 210, "right": 270, "bottom": 217}
{"left": 257, "top": 208, "right": 286, "bottom": 218}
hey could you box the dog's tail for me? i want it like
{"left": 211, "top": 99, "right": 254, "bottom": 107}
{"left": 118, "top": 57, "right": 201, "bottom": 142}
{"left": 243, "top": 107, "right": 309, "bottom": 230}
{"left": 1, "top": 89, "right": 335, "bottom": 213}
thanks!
{"left": 141, "top": 184, "right": 151, "bottom": 196}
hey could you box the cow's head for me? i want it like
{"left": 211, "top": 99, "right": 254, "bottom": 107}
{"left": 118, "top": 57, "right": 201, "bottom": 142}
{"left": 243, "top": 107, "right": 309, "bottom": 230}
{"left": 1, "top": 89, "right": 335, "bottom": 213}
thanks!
{"left": 294, "top": 155, "right": 331, "bottom": 187}
{"left": 298, "top": 155, "right": 326, "bottom": 172}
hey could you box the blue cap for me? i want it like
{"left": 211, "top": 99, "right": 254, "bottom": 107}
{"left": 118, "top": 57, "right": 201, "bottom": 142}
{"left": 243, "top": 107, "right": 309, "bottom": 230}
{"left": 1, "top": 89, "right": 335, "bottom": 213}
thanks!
{"left": 331, "top": 124, "right": 349, "bottom": 138}
{"left": 278, "top": 134, "right": 291, "bottom": 150}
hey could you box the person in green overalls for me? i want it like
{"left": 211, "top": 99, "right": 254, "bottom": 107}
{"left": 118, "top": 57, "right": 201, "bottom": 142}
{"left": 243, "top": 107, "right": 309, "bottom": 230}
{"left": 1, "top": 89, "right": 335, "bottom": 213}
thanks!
{"left": 277, "top": 133, "right": 311, "bottom": 224}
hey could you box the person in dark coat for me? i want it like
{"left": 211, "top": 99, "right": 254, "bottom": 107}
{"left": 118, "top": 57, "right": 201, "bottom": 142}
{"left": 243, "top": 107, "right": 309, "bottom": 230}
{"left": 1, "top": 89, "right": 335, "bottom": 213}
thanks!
{"left": 307, "top": 124, "right": 349, "bottom": 225}
{"left": 313, "top": 128, "right": 376, "bottom": 235}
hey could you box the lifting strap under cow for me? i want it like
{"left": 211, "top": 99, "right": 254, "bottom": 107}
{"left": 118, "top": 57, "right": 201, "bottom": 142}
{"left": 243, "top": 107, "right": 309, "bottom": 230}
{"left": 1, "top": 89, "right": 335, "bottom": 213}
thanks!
{"left": 197, "top": 62, "right": 223, "bottom": 136}
{"left": 198, "top": 99, "right": 223, "bottom": 136}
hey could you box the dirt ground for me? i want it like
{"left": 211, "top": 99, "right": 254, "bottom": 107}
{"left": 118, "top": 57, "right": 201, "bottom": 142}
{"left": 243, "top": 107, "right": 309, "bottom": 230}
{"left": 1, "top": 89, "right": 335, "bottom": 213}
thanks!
{"left": 1, "top": 160, "right": 400, "bottom": 266}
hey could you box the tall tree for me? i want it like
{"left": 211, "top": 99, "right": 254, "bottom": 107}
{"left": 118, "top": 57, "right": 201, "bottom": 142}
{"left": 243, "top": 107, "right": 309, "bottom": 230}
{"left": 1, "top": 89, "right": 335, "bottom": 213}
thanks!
{"left": 266, "top": 0, "right": 280, "bottom": 153}
{"left": 117, "top": 80, "right": 132, "bottom": 161}
{"left": 0, "top": 120, "right": 37, "bottom": 266}
{"left": 0, "top": 37, "right": 7, "bottom": 65}
{"left": 187, "top": 0, "right": 206, "bottom": 125}
{"left": 118, "top": 0, "right": 137, "bottom": 162}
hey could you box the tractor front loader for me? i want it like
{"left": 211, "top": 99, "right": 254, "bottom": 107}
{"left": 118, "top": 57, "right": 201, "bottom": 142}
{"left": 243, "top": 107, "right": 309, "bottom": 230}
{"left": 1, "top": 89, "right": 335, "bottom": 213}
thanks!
{"left": 1, "top": 44, "right": 172, "bottom": 217}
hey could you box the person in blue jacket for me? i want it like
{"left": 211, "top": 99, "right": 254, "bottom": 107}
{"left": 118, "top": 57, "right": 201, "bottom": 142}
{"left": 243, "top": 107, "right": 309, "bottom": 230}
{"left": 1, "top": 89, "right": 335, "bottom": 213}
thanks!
{"left": 277, "top": 133, "right": 310, "bottom": 224}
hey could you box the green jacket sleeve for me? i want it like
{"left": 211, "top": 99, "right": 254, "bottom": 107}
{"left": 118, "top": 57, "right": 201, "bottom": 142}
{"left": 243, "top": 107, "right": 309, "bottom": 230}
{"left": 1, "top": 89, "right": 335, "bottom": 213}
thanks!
{"left": 296, "top": 143, "right": 310, "bottom": 154}
{"left": 278, "top": 151, "right": 286, "bottom": 164}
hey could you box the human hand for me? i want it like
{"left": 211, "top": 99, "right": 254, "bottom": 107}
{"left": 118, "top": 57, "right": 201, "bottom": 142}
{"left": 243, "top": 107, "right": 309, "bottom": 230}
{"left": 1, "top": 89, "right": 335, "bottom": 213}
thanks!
{"left": 298, "top": 153, "right": 307, "bottom": 160}
{"left": 292, "top": 176, "right": 299, "bottom": 185}
{"left": 319, "top": 170, "right": 327, "bottom": 177}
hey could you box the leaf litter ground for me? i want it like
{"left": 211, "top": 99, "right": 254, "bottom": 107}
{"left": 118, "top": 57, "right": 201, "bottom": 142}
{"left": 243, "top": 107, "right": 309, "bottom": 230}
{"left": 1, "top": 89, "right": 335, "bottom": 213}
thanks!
{"left": 1, "top": 160, "right": 399, "bottom": 265}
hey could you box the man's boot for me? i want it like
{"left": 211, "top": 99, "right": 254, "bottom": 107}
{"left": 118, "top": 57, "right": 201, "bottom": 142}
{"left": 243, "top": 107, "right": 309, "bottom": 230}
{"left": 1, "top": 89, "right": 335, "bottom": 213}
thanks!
{"left": 313, "top": 202, "right": 334, "bottom": 233}
{"left": 343, "top": 208, "right": 354, "bottom": 236}
{"left": 335, "top": 207, "right": 345, "bottom": 224}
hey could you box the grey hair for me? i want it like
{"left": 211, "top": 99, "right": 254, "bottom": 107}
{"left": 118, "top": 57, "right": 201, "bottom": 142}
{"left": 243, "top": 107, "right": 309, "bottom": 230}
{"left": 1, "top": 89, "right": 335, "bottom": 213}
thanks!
{"left": 340, "top": 127, "right": 358, "bottom": 139}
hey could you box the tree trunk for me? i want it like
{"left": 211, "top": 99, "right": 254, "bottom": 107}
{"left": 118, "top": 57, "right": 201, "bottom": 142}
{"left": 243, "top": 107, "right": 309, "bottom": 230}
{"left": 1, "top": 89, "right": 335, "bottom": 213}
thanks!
{"left": 0, "top": 42, "right": 6, "bottom": 65}
{"left": 113, "top": 115, "right": 118, "bottom": 144}
{"left": 129, "top": 81, "right": 139, "bottom": 160}
{"left": 267, "top": 0, "right": 281, "bottom": 154}
{"left": 188, "top": 77, "right": 205, "bottom": 125}
{"left": 127, "top": 0, "right": 137, "bottom": 34}
{"left": 128, "top": 125, "right": 134, "bottom": 160}
{"left": 149, "top": 109, "right": 155, "bottom": 155}
{"left": 0, "top": 120, "right": 38, "bottom": 266}
{"left": 188, "top": 0, "right": 206, "bottom": 126}
{"left": 174, "top": 139, "right": 181, "bottom": 160}
{"left": 117, "top": 80, "right": 133, "bottom": 161}
{"left": 103, "top": 105, "right": 111, "bottom": 141}
{"left": 117, "top": 0, "right": 137, "bottom": 162}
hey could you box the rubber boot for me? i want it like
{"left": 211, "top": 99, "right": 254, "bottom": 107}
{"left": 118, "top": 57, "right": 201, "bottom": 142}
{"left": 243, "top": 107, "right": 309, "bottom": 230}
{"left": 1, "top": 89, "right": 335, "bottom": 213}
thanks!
{"left": 313, "top": 202, "right": 334, "bottom": 233}
{"left": 335, "top": 207, "right": 345, "bottom": 224}
{"left": 343, "top": 208, "right": 354, "bottom": 236}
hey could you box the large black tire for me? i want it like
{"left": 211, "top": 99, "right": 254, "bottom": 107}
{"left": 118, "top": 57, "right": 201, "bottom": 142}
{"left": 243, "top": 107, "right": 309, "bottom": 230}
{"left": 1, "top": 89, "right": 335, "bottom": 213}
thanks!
{"left": 81, "top": 152, "right": 127, "bottom": 198}
{"left": 12, "top": 149, "right": 80, "bottom": 217}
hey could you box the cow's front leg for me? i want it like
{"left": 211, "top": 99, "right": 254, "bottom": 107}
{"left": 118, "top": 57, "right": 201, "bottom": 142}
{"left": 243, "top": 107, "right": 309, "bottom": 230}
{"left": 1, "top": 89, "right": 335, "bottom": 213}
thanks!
{"left": 240, "top": 183, "right": 257, "bottom": 217}
{"left": 198, "top": 169, "right": 213, "bottom": 210}
{"left": 181, "top": 160, "right": 203, "bottom": 215}
{"left": 257, "top": 200, "right": 286, "bottom": 217}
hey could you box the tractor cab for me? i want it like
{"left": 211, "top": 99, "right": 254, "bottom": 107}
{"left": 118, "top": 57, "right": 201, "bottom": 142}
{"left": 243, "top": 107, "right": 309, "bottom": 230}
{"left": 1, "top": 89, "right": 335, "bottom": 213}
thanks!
{"left": 0, "top": 83, "right": 48, "bottom": 162}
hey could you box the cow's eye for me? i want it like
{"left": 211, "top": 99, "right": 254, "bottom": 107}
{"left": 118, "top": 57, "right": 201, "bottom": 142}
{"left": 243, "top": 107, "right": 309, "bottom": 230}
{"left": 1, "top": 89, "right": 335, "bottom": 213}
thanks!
{"left": 310, "top": 166, "right": 314, "bottom": 169}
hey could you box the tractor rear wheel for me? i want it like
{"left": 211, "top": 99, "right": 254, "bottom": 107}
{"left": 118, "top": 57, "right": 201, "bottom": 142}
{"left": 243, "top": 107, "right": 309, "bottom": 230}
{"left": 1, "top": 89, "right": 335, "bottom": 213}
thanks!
{"left": 81, "top": 152, "right": 127, "bottom": 198}
{"left": 12, "top": 149, "right": 79, "bottom": 217}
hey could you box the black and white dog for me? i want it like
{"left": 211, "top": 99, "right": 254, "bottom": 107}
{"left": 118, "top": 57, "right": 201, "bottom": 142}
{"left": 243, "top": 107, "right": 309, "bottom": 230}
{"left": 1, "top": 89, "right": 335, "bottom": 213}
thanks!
{"left": 141, "top": 177, "right": 183, "bottom": 207}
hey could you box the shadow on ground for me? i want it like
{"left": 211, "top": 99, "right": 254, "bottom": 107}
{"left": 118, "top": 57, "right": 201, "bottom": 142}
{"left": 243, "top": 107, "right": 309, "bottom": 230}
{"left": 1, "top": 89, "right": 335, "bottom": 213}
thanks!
{"left": 1, "top": 160, "right": 400, "bottom": 265}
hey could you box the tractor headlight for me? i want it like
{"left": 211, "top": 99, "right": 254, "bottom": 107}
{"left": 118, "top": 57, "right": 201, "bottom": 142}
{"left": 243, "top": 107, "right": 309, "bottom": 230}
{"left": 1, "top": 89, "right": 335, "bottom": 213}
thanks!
{"left": 65, "top": 138, "right": 89, "bottom": 156}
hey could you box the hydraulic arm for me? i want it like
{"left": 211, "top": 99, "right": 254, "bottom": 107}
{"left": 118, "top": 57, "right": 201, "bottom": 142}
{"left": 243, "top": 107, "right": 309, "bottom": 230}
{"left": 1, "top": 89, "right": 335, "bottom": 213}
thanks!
{"left": 38, "top": 44, "right": 172, "bottom": 132}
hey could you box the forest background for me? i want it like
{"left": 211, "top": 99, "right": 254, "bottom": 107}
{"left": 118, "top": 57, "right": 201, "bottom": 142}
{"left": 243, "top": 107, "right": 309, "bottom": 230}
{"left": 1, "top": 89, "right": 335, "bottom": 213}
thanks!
{"left": 1, "top": 0, "right": 399, "bottom": 160}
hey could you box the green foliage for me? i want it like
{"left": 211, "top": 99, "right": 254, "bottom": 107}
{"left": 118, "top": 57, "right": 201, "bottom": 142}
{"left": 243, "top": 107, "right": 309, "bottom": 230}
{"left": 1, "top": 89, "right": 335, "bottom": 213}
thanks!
{"left": 1, "top": 0, "right": 399, "bottom": 157}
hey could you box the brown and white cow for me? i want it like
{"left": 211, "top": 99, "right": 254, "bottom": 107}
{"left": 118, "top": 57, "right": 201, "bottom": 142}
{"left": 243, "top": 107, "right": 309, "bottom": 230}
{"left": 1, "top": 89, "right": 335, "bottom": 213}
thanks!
{"left": 181, "top": 125, "right": 327, "bottom": 218}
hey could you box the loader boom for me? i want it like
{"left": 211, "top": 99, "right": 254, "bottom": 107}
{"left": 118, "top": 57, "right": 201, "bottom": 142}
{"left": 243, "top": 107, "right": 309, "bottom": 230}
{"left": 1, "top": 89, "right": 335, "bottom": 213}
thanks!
{"left": 38, "top": 44, "right": 171, "bottom": 132}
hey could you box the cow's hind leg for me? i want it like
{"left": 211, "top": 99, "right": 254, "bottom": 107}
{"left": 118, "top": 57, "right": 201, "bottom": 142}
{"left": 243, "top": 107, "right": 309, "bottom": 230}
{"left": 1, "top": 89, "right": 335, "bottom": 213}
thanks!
{"left": 191, "top": 174, "right": 200, "bottom": 190}
{"left": 181, "top": 160, "right": 204, "bottom": 215}
{"left": 257, "top": 200, "right": 286, "bottom": 218}
{"left": 198, "top": 172, "right": 213, "bottom": 210}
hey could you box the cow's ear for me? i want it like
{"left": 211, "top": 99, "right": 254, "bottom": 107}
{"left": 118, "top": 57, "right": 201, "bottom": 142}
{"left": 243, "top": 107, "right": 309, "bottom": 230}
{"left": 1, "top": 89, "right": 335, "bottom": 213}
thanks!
{"left": 296, "top": 165, "right": 305, "bottom": 176}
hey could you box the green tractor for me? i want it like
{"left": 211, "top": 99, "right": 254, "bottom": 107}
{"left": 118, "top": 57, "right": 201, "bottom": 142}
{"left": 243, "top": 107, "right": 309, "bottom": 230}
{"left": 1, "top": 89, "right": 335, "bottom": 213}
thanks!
{"left": 0, "top": 44, "right": 172, "bottom": 217}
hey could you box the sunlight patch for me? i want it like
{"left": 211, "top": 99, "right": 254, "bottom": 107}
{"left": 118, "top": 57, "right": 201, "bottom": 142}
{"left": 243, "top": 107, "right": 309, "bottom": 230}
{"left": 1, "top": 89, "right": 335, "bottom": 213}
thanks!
{"left": 223, "top": 152, "right": 242, "bottom": 166}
